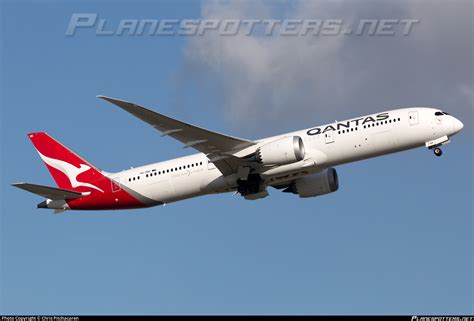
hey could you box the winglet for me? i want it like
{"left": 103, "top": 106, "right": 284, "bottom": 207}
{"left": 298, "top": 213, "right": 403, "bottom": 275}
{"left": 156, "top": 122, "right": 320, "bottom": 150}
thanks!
{"left": 97, "top": 95, "right": 110, "bottom": 101}
{"left": 97, "top": 95, "right": 135, "bottom": 107}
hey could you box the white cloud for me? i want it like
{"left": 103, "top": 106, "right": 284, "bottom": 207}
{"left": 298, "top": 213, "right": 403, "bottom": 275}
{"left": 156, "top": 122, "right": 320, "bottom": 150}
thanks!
{"left": 176, "top": 0, "right": 473, "bottom": 136}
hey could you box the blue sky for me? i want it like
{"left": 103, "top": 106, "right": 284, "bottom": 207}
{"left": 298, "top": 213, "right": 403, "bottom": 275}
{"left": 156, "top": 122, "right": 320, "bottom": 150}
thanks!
{"left": 1, "top": 0, "right": 472, "bottom": 315}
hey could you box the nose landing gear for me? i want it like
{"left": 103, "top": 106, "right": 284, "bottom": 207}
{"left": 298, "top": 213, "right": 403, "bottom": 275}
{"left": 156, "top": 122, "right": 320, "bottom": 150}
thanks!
{"left": 433, "top": 147, "right": 443, "bottom": 157}
{"left": 425, "top": 135, "right": 449, "bottom": 157}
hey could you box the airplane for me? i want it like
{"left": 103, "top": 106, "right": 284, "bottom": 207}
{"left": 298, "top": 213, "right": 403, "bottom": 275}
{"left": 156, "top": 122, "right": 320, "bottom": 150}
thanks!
{"left": 12, "top": 96, "right": 464, "bottom": 213}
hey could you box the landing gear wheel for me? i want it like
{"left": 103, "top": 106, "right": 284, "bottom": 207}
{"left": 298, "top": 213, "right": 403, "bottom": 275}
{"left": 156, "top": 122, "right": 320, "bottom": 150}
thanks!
{"left": 433, "top": 147, "right": 443, "bottom": 157}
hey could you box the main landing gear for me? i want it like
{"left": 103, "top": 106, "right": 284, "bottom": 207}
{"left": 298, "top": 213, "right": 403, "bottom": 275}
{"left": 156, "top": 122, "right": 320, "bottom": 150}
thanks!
{"left": 433, "top": 147, "right": 443, "bottom": 157}
{"left": 236, "top": 173, "right": 269, "bottom": 200}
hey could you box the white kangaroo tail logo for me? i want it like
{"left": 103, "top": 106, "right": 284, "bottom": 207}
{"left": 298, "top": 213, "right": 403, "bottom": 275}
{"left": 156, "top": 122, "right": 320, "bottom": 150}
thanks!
{"left": 37, "top": 151, "right": 104, "bottom": 193}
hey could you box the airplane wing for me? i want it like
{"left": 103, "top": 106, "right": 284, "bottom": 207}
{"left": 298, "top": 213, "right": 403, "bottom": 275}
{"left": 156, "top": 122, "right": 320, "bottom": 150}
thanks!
{"left": 98, "top": 96, "right": 257, "bottom": 175}
{"left": 11, "top": 183, "right": 84, "bottom": 200}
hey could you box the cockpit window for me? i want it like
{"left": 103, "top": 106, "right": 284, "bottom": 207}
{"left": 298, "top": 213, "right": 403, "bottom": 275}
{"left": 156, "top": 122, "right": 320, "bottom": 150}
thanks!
{"left": 443, "top": 111, "right": 450, "bottom": 115}
{"left": 435, "top": 111, "right": 444, "bottom": 116}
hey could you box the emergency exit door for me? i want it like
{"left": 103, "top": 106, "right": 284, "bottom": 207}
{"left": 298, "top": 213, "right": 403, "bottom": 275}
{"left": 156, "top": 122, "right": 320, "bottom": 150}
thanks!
{"left": 408, "top": 111, "right": 419, "bottom": 125}
{"left": 324, "top": 131, "right": 334, "bottom": 144}
{"left": 111, "top": 178, "right": 121, "bottom": 192}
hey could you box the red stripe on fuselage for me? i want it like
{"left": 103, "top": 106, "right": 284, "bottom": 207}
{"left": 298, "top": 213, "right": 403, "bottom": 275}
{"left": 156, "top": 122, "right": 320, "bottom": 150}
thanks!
{"left": 66, "top": 181, "right": 148, "bottom": 210}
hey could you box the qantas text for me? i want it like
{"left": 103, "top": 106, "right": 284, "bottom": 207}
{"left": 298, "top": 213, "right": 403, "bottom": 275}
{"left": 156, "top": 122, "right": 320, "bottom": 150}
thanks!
{"left": 306, "top": 113, "right": 390, "bottom": 136}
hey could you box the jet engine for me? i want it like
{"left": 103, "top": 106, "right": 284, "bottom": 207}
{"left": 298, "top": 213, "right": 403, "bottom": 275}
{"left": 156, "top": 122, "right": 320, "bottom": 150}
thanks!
{"left": 256, "top": 136, "right": 305, "bottom": 166}
{"left": 283, "top": 168, "right": 339, "bottom": 198}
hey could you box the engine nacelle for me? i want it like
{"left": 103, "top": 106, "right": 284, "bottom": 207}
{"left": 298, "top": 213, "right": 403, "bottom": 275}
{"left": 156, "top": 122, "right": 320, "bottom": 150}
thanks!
{"left": 284, "top": 168, "right": 339, "bottom": 198}
{"left": 256, "top": 136, "right": 305, "bottom": 166}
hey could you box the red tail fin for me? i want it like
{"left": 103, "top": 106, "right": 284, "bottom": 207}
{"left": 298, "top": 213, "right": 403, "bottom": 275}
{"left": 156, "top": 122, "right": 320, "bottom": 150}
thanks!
{"left": 28, "top": 132, "right": 107, "bottom": 194}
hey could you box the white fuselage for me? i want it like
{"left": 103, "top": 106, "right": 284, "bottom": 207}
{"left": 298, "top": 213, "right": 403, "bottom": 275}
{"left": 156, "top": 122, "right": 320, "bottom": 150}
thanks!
{"left": 107, "top": 107, "right": 463, "bottom": 204}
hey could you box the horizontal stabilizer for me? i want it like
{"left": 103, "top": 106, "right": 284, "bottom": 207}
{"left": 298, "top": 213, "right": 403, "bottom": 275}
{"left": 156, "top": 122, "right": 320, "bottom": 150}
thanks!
{"left": 11, "top": 183, "right": 85, "bottom": 200}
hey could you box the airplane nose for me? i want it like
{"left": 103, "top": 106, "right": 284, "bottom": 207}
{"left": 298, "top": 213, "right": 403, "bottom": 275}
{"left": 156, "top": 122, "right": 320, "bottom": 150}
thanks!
{"left": 453, "top": 118, "right": 464, "bottom": 133}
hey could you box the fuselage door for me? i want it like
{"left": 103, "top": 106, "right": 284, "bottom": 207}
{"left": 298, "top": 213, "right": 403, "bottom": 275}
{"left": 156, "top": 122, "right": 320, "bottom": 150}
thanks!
{"left": 408, "top": 111, "right": 419, "bottom": 126}
{"left": 111, "top": 177, "right": 121, "bottom": 192}
{"left": 207, "top": 160, "right": 216, "bottom": 170}
{"left": 324, "top": 130, "right": 335, "bottom": 144}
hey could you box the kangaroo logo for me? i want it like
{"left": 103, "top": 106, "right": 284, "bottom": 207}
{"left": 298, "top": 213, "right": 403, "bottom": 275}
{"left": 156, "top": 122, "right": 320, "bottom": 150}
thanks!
{"left": 37, "top": 151, "right": 104, "bottom": 193}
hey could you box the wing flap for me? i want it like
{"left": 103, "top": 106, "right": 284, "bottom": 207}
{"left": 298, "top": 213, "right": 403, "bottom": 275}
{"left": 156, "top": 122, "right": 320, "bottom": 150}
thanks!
{"left": 12, "top": 183, "right": 84, "bottom": 200}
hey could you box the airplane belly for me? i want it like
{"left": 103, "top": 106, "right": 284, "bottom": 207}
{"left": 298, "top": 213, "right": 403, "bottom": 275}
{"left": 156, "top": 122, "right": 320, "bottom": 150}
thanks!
{"left": 148, "top": 179, "right": 175, "bottom": 202}
{"left": 371, "top": 130, "right": 397, "bottom": 153}
{"left": 163, "top": 169, "right": 213, "bottom": 203}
